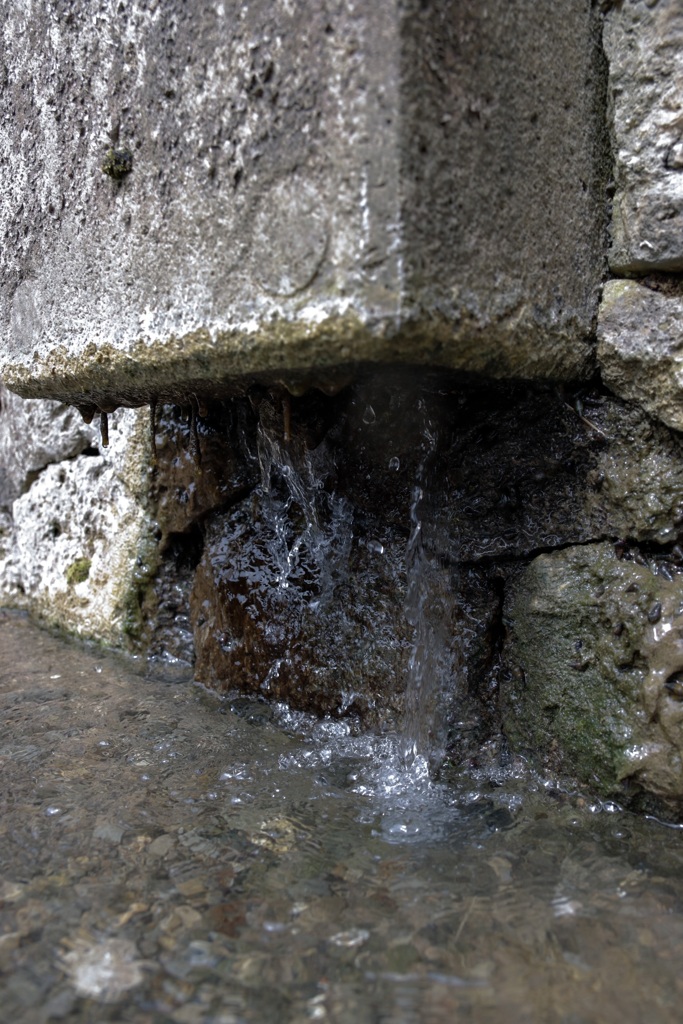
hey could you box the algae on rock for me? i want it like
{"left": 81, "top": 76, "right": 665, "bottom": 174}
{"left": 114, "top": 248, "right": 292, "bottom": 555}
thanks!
{"left": 66, "top": 558, "right": 92, "bottom": 586}
{"left": 504, "top": 543, "right": 683, "bottom": 815}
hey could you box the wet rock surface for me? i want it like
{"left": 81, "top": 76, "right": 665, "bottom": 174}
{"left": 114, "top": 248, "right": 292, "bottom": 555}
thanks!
{"left": 0, "top": 0, "right": 608, "bottom": 400}
{"left": 504, "top": 542, "right": 683, "bottom": 815}
{"left": 603, "top": 0, "right": 683, "bottom": 273}
{"left": 598, "top": 277, "right": 683, "bottom": 434}
{"left": 0, "top": 393, "right": 155, "bottom": 644}
{"left": 437, "top": 382, "right": 683, "bottom": 556}
{"left": 134, "top": 370, "right": 683, "bottom": 810}
{"left": 0, "top": 384, "right": 95, "bottom": 506}
{"left": 152, "top": 401, "right": 259, "bottom": 541}
{"left": 191, "top": 503, "right": 411, "bottom": 726}
{"left": 11, "top": 449, "right": 149, "bottom": 643}
{"left": 5, "top": 368, "right": 683, "bottom": 811}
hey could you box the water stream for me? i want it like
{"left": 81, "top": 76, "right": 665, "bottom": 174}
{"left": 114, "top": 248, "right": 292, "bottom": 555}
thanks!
{"left": 253, "top": 394, "right": 457, "bottom": 768}
{"left": 5, "top": 389, "right": 683, "bottom": 1021}
{"left": 2, "top": 615, "right": 683, "bottom": 1022}
{"left": 400, "top": 398, "right": 457, "bottom": 771}
{"left": 255, "top": 418, "right": 352, "bottom": 612}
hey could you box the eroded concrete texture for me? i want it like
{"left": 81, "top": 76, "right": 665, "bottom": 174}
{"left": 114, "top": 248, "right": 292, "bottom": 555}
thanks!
{"left": 0, "top": 386, "right": 154, "bottom": 642}
{"left": 597, "top": 1, "right": 683, "bottom": 436}
{"left": 598, "top": 277, "right": 683, "bottom": 433}
{"left": 0, "top": 0, "right": 608, "bottom": 406}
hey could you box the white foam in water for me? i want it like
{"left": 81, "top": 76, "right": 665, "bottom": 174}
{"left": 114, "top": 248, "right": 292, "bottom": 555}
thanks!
{"left": 273, "top": 704, "right": 461, "bottom": 844}
{"left": 58, "top": 939, "right": 146, "bottom": 1003}
{"left": 348, "top": 738, "right": 462, "bottom": 844}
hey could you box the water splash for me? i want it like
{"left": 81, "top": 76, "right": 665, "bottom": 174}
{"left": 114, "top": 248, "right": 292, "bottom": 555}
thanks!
{"left": 350, "top": 737, "right": 462, "bottom": 843}
{"left": 255, "top": 415, "right": 352, "bottom": 610}
{"left": 253, "top": 388, "right": 459, "bottom": 775}
{"left": 273, "top": 707, "right": 463, "bottom": 844}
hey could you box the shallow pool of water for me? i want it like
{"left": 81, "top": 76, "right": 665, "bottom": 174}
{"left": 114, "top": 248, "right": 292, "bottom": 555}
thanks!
{"left": 1, "top": 613, "right": 683, "bottom": 1023}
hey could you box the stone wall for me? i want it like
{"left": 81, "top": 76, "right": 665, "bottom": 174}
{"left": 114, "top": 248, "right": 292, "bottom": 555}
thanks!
{"left": 505, "top": 0, "right": 683, "bottom": 817}
{"left": 0, "top": 385, "right": 153, "bottom": 644}
{"left": 2, "top": 0, "right": 683, "bottom": 816}
{"left": 598, "top": 0, "right": 683, "bottom": 430}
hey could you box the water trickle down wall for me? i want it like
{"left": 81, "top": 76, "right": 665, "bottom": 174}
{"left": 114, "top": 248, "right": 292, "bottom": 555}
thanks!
{"left": 401, "top": 397, "right": 459, "bottom": 769}
{"left": 3, "top": 0, "right": 683, "bottom": 815}
{"left": 137, "top": 372, "right": 683, "bottom": 796}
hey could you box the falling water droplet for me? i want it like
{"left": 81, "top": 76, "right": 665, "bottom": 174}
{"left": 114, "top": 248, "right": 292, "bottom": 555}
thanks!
{"left": 362, "top": 405, "right": 376, "bottom": 425}
{"left": 388, "top": 456, "right": 400, "bottom": 471}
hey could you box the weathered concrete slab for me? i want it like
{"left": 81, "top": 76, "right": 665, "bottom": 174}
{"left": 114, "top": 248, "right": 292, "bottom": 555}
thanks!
{"left": 0, "top": 0, "right": 608, "bottom": 407}
{"left": 598, "top": 277, "right": 683, "bottom": 433}
{"left": 604, "top": 0, "right": 683, "bottom": 273}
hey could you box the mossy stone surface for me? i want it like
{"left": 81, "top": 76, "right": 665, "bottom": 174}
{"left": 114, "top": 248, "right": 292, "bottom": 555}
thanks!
{"left": 504, "top": 542, "right": 683, "bottom": 814}
{"left": 66, "top": 558, "right": 91, "bottom": 586}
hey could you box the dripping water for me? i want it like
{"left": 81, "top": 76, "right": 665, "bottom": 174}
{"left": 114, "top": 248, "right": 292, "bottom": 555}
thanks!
{"left": 255, "top": 410, "right": 352, "bottom": 612}
{"left": 253, "top": 387, "right": 459, "bottom": 779}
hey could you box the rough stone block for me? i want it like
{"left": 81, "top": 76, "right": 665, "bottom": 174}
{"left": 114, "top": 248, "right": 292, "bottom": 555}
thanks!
{"left": 0, "top": 384, "right": 96, "bottom": 506}
{"left": 597, "top": 277, "right": 683, "bottom": 433}
{"left": 151, "top": 372, "right": 683, "bottom": 737}
{"left": 504, "top": 542, "right": 683, "bottom": 815}
{"left": 604, "top": 0, "right": 683, "bottom": 272}
{"left": 0, "top": 0, "right": 608, "bottom": 406}
{"left": 0, "top": 405, "right": 154, "bottom": 644}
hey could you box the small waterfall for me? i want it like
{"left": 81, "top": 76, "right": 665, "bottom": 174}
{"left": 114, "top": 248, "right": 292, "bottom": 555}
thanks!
{"left": 400, "top": 398, "right": 457, "bottom": 770}
{"left": 251, "top": 387, "right": 458, "bottom": 773}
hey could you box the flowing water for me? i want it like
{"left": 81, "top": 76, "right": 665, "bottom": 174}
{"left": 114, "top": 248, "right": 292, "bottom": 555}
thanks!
{"left": 252, "top": 392, "right": 457, "bottom": 761}
{"left": 255, "top": 418, "right": 353, "bottom": 612}
{"left": 400, "top": 398, "right": 457, "bottom": 770}
{"left": 2, "top": 613, "right": 683, "bottom": 1024}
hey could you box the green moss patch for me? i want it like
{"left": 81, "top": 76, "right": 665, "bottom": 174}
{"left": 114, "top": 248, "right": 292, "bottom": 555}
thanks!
{"left": 66, "top": 558, "right": 91, "bottom": 586}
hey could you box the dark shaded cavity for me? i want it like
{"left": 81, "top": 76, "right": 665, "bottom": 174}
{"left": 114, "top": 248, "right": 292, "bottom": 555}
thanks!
{"left": 117, "top": 366, "right": 683, "bottom": 775}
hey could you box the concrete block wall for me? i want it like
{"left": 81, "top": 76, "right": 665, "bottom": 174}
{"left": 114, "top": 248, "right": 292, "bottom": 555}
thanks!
{"left": 1, "top": 0, "right": 608, "bottom": 408}
{"left": 598, "top": 0, "right": 683, "bottom": 431}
